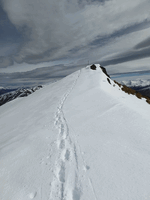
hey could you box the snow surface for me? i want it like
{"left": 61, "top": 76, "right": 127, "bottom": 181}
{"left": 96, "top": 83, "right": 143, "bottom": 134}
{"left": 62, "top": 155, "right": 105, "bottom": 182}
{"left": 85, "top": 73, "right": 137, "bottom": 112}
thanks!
{"left": 1, "top": 64, "right": 150, "bottom": 200}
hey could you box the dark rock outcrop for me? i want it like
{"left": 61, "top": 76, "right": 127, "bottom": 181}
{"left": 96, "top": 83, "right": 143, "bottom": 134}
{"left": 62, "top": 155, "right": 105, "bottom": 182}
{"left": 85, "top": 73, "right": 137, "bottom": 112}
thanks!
{"left": 107, "top": 78, "right": 111, "bottom": 84}
{"left": 100, "top": 66, "right": 110, "bottom": 78}
{"left": 90, "top": 64, "right": 96, "bottom": 70}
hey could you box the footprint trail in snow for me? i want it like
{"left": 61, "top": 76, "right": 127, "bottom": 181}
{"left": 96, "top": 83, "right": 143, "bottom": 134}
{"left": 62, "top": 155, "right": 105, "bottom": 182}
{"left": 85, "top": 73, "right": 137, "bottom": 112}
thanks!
{"left": 50, "top": 71, "right": 82, "bottom": 200}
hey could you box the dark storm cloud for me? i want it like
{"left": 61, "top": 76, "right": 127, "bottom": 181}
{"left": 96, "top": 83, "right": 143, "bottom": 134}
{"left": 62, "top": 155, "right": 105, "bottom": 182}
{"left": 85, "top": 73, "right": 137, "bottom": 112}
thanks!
{"left": 0, "top": 4, "right": 23, "bottom": 62}
{"left": 134, "top": 37, "right": 150, "bottom": 49}
{"left": 101, "top": 46, "right": 150, "bottom": 66}
{"left": 0, "top": 4, "right": 22, "bottom": 43}
{"left": 0, "top": 56, "right": 13, "bottom": 67}
{"left": 0, "top": 7, "right": 22, "bottom": 42}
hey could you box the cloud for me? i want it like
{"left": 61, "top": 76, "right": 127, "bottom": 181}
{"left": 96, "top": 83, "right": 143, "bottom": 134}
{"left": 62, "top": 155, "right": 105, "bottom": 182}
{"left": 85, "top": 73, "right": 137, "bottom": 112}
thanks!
{"left": 107, "top": 57, "right": 150, "bottom": 82}
{"left": 101, "top": 47, "right": 150, "bottom": 66}
{"left": 97, "top": 24, "right": 150, "bottom": 67}
{"left": 89, "top": 20, "right": 150, "bottom": 49}
{"left": 135, "top": 37, "right": 150, "bottom": 49}
{"left": 1, "top": 0, "right": 150, "bottom": 68}
{"left": 0, "top": 56, "right": 13, "bottom": 67}
{"left": 105, "top": 57, "right": 150, "bottom": 75}
{"left": 0, "top": 63, "right": 84, "bottom": 88}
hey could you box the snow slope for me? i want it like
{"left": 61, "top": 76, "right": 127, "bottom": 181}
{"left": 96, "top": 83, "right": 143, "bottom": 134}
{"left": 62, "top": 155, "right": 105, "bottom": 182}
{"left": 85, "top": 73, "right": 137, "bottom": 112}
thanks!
{"left": 1, "top": 64, "right": 150, "bottom": 200}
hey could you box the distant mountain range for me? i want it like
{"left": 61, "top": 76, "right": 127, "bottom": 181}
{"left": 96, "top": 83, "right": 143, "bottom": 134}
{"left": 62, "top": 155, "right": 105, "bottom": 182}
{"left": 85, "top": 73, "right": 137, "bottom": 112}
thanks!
{"left": 120, "top": 80, "right": 150, "bottom": 98}
{"left": 0, "top": 86, "right": 42, "bottom": 106}
{"left": 121, "top": 80, "right": 150, "bottom": 87}
{"left": 0, "top": 88, "right": 18, "bottom": 96}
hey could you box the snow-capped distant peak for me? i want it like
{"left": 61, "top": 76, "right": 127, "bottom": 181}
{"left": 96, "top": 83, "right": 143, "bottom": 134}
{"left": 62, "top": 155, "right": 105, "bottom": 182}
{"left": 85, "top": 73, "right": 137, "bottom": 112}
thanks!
{"left": 121, "top": 79, "right": 150, "bottom": 87}
{"left": 86, "top": 63, "right": 100, "bottom": 69}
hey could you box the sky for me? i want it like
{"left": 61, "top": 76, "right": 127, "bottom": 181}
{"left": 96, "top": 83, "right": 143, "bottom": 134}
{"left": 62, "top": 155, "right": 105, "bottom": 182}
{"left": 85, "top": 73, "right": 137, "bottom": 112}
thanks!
{"left": 0, "top": 0, "right": 150, "bottom": 87}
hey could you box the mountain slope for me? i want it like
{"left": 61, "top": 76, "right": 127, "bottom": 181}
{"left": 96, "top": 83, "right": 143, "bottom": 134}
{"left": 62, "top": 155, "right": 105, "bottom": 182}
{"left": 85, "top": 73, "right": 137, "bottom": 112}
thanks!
{"left": 0, "top": 64, "right": 150, "bottom": 200}
{"left": 120, "top": 79, "right": 150, "bottom": 98}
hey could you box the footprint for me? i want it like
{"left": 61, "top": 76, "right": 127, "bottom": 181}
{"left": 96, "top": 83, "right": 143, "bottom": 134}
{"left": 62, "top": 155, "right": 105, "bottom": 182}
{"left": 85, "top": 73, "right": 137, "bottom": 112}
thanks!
{"left": 59, "top": 139, "right": 65, "bottom": 149}
{"left": 86, "top": 165, "right": 90, "bottom": 170}
{"left": 29, "top": 192, "right": 37, "bottom": 199}
{"left": 65, "top": 149, "right": 70, "bottom": 161}
{"left": 83, "top": 165, "right": 90, "bottom": 171}
{"left": 60, "top": 124, "right": 64, "bottom": 135}
{"left": 73, "top": 188, "right": 82, "bottom": 200}
{"left": 59, "top": 162, "right": 65, "bottom": 183}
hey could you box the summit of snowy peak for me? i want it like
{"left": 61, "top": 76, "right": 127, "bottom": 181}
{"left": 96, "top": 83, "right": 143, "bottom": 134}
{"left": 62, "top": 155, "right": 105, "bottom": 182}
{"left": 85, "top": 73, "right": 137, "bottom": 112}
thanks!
{"left": 89, "top": 64, "right": 100, "bottom": 70}
{"left": 86, "top": 64, "right": 150, "bottom": 107}
{"left": 88, "top": 64, "right": 110, "bottom": 78}
{"left": 87, "top": 63, "right": 100, "bottom": 68}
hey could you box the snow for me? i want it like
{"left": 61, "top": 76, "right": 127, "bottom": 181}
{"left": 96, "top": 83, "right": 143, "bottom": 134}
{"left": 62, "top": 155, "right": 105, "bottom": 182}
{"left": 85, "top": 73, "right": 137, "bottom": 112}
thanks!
{"left": 1, "top": 64, "right": 150, "bottom": 200}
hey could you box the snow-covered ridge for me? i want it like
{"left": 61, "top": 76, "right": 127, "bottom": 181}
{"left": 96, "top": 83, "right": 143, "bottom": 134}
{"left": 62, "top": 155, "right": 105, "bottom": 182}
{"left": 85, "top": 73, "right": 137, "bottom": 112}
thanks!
{"left": 1, "top": 64, "right": 150, "bottom": 200}
{"left": 90, "top": 64, "right": 150, "bottom": 104}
